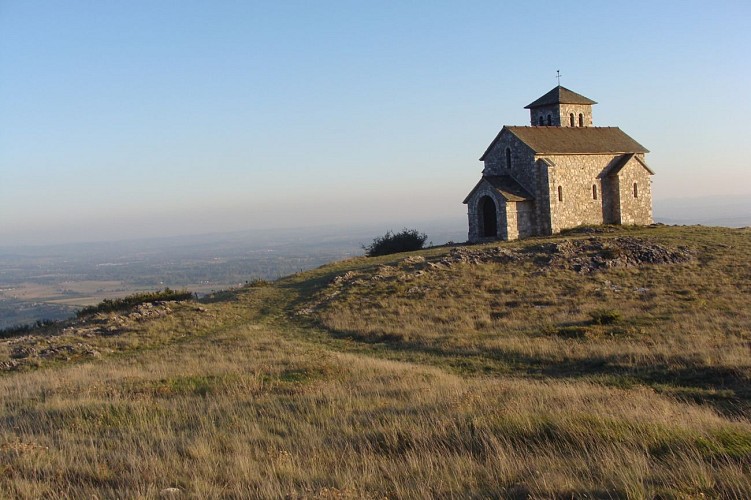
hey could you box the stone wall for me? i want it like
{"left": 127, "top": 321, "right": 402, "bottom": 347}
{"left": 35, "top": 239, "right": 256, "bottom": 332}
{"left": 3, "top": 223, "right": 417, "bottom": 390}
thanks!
{"left": 466, "top": 184, "right": 503, "bottom": 242}
{"left": 614, "top": 156, "right": 653, "bottom": 225}
{"left": 530, "top": 105, "right": 563, "bottom": 127}
{"left": 482, "top": 130, "right": 548, "bottom": 236}
{"left": 541, "top": 153, "right": 654, "bottom": 232}
{"left": 466, "top": 186, "right": 537, "bottom": 242}
{"left": 534, "top": 160, "right": 552, "bottom": 235}
{"left": 603, "top": 174, "right": 621, "bottom": 224}
{"left": 542, "top": 154, "right": 618, "bottom": 233}
{"left": 529, "top": 104, "right": 592, "bottom": 127}
{"left": 483, "top": 130, "right": 537, "bottom": 193}
{"left": 512, "top": 201, "right": 536, "bottom": 239}
{"left": 558, "top": 104, "right": 593, "bottom": 127}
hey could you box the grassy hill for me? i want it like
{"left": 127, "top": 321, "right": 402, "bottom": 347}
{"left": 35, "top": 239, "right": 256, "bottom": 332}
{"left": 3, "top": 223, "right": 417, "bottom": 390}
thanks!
{"left": 1, "top": 225, "right": 749, "bottom": 498}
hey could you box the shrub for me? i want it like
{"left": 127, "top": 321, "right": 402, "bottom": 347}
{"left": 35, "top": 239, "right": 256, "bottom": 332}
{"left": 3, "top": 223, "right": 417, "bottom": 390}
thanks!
{"left": 363, "top": 229, "right": 428, "bottom": 257}
{"left": 589, "top": 308, "right": 622, "bottom": 325}
{"left": 76, "top": 288, "right": 193, "bottom": 318}
{"left": 0, "top": 319, "right": 57, "bottom": 339}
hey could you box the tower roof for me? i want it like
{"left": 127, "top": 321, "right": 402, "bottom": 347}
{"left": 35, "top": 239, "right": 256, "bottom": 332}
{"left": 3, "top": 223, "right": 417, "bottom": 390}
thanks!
{"left": 524, "top": 86, "right": 597, "bottom": 109}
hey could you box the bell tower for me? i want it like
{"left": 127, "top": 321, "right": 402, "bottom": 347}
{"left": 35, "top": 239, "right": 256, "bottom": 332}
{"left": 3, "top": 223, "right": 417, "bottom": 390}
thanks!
{"left": 524, "top": 86, "right": 597, "bottom": 127}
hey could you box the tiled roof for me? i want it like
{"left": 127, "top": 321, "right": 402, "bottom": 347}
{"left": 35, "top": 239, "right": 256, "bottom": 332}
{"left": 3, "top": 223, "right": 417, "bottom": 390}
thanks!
{"left": 524, "top": 86, "right": 597, "bottom": 109}
{"left": 479, "top": 126, "right": 649, "bottom": 160}
{"left": 463, "top": 175, "right": 534, "bottom": 204}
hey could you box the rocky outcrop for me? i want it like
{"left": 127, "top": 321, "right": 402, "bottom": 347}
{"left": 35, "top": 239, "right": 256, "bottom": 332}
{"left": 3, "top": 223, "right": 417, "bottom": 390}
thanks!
{"left": 0, "top": 301, "right": 207, "bottom": 372}
{"left": 298, "top": 236, "right": 694, "bottom": 316}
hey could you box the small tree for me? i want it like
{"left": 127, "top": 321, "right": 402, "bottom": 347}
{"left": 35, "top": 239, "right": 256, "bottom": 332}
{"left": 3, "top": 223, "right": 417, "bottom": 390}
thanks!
{"left": 364, "top": 228, "right": 428, "bottom": 257}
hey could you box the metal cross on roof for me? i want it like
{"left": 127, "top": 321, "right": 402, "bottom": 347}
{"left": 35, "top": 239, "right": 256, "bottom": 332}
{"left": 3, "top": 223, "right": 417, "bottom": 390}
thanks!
{"left": 556, "top": 70, "right": 562, "bottom": 85}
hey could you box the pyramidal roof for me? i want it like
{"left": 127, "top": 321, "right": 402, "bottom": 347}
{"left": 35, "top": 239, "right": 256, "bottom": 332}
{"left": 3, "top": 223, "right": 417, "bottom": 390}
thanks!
{"left": 524, "top": 86, "right": 597, "bottom": 109}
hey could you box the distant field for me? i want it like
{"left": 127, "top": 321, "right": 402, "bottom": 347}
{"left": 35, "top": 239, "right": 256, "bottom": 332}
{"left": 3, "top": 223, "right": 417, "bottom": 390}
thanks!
{"left": 0, "top": 281, "right": 255, "bottom": 329}
{"left": 0, "top": 223, "right": 465, "bottom": 329}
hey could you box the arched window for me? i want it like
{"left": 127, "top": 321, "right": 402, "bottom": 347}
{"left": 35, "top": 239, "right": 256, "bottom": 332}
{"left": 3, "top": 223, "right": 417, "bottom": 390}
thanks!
{"left": 570, "top": 114, "right": 575, "bottom": 127}
{"left": 633, "top": 183, "right": 638, "bottom": 198}
{"left": 579, "top": 113, "right": 584, "bottom": 127}
{"left": 558, "top": 186, "right": 563, "bottom": 202}
{"left": 547, "top": 114, "right": 552, "bottom": 126}
{"left": 538, "top": 116, "right": 544, "bottom": 126}
{"left": 592, "top": 184, "right": 598, "bottom": 200}
{"left": 505, "top": 148, "right": 511, "bottom": 169}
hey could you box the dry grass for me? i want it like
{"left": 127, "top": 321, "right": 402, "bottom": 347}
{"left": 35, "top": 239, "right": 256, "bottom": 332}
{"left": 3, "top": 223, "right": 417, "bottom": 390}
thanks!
{"left": 0, "top": 225, "right": 749, "bottom": 497}
{"left": 312, "top": 226, "right": 751, "bottom": 416}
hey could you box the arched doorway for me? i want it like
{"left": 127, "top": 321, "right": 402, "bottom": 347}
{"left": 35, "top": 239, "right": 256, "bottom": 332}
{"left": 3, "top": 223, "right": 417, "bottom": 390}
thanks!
{"left": 479, "top": 196, "right": 497, "bottom": 237}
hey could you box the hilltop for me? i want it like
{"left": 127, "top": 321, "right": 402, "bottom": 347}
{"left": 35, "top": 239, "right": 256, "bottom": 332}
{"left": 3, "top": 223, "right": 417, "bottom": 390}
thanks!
{"left": 1, "top": 225, "right": 750, "bottom": 498}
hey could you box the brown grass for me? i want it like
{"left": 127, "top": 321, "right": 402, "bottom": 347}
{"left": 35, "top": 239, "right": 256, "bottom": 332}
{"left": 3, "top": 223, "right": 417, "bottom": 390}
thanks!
{"left": 0, "top": 225, "right": 749, "bottom": 497}
{"left": 312, "top": 226, "right": 751, "bottom": 416}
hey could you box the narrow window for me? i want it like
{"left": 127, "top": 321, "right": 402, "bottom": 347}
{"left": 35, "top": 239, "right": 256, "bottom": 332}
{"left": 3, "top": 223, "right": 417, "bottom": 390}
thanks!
{"left": 538, "top": 116, "right": 544, "bottom": 126}
{"left": 505, "top": 147, "right": 511, "bottom": 169}
{"left": 569, "top": 113, "right": 575, "bottom": 127}
{"left": 547, "top": 114, "right": 552, "bottom": 126}
{"left": 633, "top": 182, "right": 638, "bottom": 198}
{"left": 558, "top": 186, "right": 563, "bottom": 202}
{"left": 592, "top": 184, "right": 598, "bottom": 200}
{"left": 579, "top": 113, "right": 584, "bottom": 127}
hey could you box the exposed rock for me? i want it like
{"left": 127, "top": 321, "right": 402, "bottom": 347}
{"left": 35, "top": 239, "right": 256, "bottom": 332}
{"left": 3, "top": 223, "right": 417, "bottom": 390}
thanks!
{"left": 541, "top": 237, "right": 694, "bottom": 273}
{"left": 330, "top": 271, "right": 359, "bottom": 285}
{"left": 1, "top": 300, "right": 183, "bottom": 371}
{"left": 445, "top": 237, "right": 692, "bottom": 274}
{"left": 300, "top": 236, "right": 694, "bottom": 317}
{"left": 0, "top": 359, "right": 20, "bottom": 370}
{"left": 10, "top": 346, "right": 35, "bottom": 359}
{"left": 401, "top": 255, "right": 426, "bottom": 265}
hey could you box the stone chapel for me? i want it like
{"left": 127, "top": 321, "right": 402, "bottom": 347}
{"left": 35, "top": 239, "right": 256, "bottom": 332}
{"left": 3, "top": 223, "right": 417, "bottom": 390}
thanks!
{"left": 463, "top": 86, "right": 654, "bottom": 242}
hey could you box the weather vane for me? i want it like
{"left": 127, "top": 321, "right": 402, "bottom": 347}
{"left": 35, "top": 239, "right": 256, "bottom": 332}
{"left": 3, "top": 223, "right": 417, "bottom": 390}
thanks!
{"left": 556, "top": 70, "right": 562, "bottom": 85}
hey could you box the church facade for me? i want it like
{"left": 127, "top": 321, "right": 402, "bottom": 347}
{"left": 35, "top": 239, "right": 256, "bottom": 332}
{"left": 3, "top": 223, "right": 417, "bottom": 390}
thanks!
{"left": 463, "top": 86, "right": 654, "bottom": 242}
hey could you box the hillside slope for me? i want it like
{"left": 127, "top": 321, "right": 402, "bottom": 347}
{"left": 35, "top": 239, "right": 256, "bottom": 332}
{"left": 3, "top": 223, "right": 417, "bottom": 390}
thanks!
{"left": 1, "top": 225, "right": 750, "bottom": 498}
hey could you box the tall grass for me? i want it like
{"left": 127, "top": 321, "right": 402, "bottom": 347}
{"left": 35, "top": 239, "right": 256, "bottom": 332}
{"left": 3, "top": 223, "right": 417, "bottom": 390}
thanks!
{"left": 313, "top": 226, "right": 751, "bottom": 415}
{"left": 0, "top": 225, "right": 749, "bottom": 497}
{"left": 1, "top": 311, "right": 749, "bottom": 497}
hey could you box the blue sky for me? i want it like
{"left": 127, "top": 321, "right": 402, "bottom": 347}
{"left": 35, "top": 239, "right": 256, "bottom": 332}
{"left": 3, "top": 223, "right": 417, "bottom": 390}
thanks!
{"left": 1, "top": 1, "right": 750, "bottom": 244}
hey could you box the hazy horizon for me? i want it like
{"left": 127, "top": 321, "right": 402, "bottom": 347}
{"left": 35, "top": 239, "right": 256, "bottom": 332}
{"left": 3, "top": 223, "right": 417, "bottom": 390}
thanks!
{"left": 1, "top": 193, "right": 749, "bottom": 250}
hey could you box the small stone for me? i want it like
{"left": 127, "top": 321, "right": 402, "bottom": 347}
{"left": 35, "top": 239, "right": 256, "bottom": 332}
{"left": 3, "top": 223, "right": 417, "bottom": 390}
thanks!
{"left": 160, "top": 487, "right": 182, "bottom": 497}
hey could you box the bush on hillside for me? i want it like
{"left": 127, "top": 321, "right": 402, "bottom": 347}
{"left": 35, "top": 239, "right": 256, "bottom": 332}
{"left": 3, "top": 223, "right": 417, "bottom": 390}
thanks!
{"left": 76, "top": 288, "right": 194, "bottom": 318}
{"left": 589, "top": 308, "right": 622, "bottom": 325}
{"left": 0, "top": 319, "right": 57, "bottom": 339}
{"left": 364, "top": 228, "right": 428, "bottom": 257}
